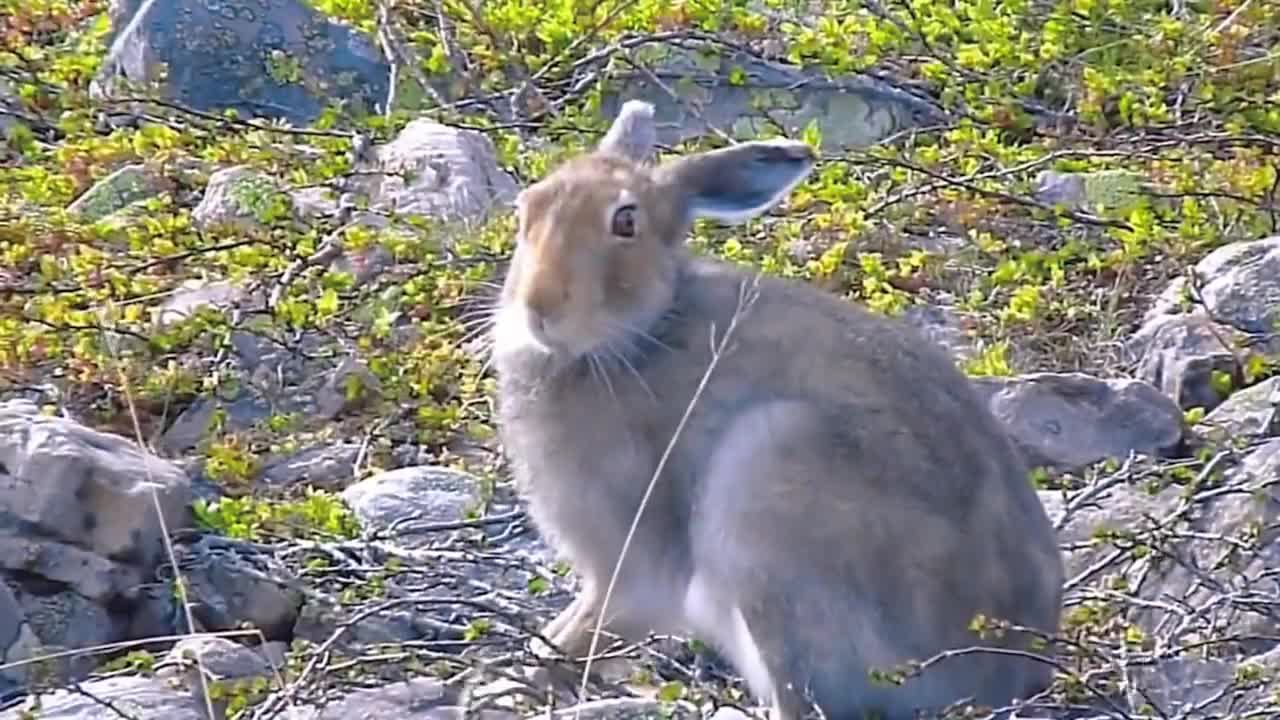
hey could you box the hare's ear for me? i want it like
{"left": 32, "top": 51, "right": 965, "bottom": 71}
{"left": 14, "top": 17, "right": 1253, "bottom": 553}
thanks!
{"left": 597, "top": 100, "right": 658, "bottom": 164}
{"left": 657, "top": 139, "right": 817, "bottom": 225}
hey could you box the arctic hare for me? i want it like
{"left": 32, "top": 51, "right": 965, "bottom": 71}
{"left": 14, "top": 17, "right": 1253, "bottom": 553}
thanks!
{"left": 489, "top": 101, "right": 1064, "bottom": 720}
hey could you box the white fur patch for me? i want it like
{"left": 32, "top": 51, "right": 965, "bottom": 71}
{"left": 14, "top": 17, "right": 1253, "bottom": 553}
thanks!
{"left": 491, "top": 303, "right": 551, "bottom": 356}
{"left": 683, "top": 572, "right": 776, "bottom": 704}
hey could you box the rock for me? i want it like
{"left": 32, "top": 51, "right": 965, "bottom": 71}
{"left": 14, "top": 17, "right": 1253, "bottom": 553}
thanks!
{"left": 1146, "top": 236, "right": 1280, "bottom": 336}
{"left": 127, "top": 583, "right": 182, "bottom": 641}
{"left": 1032, "top": 169, "right": 1150, "bottom": 213}
{"left": 304, "top": 677, "right": 482, "bottom": 719}
{"left": 161, "top": 636, "right": 279, "bottom": 720}
{"left": 708, "top": 709, "right": 758, "bottom": 720}
{"left": 599, "top": 45, "right": 944, "bottom": 151}
{"left": 0, "top": 583, "right": 41, "bottom": 690}
{"left": 259, "top": 442, "right": 362, "bottom": 489}
{"left": 7, "top": 584, "right": 127, "bottom": 681}
{"left": 155, "top": 279, "right": 250, "bottom": 326}
{"left": 179, "top": 535, "right": 303, "bottom": 641}
{"left": 538, "top": 698, "right": 688, "bottom": 719}
{"left": 1128, "top": 236, "right": 1280, "bottom": 413}
{"left": 160, "top": 394, "right": 288, "bottom": 455}
{"left": 1125, "top": 646, "right": 1280, "bottom": 715}
{"left": 343, "top": 119, "right": 519, "bottom": 224}
{"left": 157, "top": 325, "right": 329, "bottom": 454}
{"left": 900, "top": 303, "right": 976, "bottom": 361}
{"left": 91, "top": 0, "right": 389, "bottom": 127}
{"left": 0, "top": 675, "right": 203, "bottom": 720}
{"left": 0, "top": 399, "right": 192, "bottom": 579}
{"left": 1129, "top": 313, "right": 1247, "bottom": 412}
{"left": 0, "top": 399, "right": 193, "bottom": 681}
{"left": 192, "top": 166, "right": 291, "bottom": 234}
{"left": 1051, "top": 438, "right": 1280, "bottom": 656}
{"left": 0, "top": 530, "right": 144, "bottom": 602}
{"left": 0, "top": 582, "right": 20, "bottom": 661}
{"left": 341, "top": 466, "right": 481, "bottom": 545}
{"left": 314, "top": 357, "right": 383, "bottom": 420}
{"left": 65, "top": 163, "right": 169, "bottom": 221}
{"left": 0, "top": 78, "right": 23, "bottom": 142}
{"left": 290, "top": 186, "right": 341, "bottom": 222}
{"left": 323, "top": 222, "right": 399, "bottom": 289}
{"left": 157, "top": 337, "right": 348, "bottom": 455}
{"left": 972, "top": 372, "right": 1186, "bottom": 471}
{"left": 292, "top": 599, "right": 424, "bottom": 649}
{"left": 1199, "top": 376, "right": 1280, "bottom": 440}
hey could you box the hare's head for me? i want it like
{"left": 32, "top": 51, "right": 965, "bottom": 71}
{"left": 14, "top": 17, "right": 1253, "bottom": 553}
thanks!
{"left": 493, "top": 101, "right": 817, "bottom": 361}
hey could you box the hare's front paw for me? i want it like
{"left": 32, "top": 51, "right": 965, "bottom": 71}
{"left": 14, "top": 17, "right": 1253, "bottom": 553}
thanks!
{"left": 526, "top": 591, "right": 637, "bottom": 693}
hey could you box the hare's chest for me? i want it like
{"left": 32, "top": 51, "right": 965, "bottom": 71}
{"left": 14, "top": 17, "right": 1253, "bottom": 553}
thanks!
{"left": 505, "top": 401, "right": 647, "bottom": 497}
{"left": 502, "top": 401, "right": 661, "bottom": 557}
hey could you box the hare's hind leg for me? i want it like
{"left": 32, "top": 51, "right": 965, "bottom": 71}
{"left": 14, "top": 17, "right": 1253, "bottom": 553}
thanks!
{"left": 688, "top": 398, "right": 959, "bottom": 720}
{"left": 682, "top": 399, "right": 868, "bottom": 719}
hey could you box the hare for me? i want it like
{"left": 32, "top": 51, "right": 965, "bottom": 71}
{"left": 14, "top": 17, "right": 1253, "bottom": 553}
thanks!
{"left": 488, "top": 101, "right": 1065, "bottom": 720}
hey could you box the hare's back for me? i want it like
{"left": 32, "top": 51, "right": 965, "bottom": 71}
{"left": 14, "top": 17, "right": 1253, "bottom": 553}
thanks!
{"left": 674, "top": 258, "right": 1019, "bottom": 485}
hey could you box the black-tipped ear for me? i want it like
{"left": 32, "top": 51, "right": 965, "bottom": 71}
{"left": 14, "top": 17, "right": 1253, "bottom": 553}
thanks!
{"left": 657, "top": 139, "right": 817, "bottom": 225}
{"left": 597, "top": 100, "right": 658, "bottom": 165}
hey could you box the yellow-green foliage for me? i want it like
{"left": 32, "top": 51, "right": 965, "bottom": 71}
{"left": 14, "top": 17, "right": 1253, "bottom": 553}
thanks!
{"left": 1, "top": 0, "right": 1277, "bottom": 481}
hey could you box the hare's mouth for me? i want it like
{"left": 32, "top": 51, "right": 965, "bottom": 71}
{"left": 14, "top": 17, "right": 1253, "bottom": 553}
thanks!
{"left": 491, "top": 303, "right": 556, "bottom": 357}
{"left": 491, "top": 301, "right": 601, "bottom": 359}
{"left": 492, "top": 301, "right": 654, "bottom": 369}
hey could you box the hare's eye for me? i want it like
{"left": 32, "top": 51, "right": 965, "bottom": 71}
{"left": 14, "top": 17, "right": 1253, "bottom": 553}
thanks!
{"left": 611, "top": 205, "right": 637, "bottom": 238}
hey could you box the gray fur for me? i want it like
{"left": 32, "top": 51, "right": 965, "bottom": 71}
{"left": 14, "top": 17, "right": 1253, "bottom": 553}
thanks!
{"left": 492, "top": 110, "right": 1065, "bottom": 720}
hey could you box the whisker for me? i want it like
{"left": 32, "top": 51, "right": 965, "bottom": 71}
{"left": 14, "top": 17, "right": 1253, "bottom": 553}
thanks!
{"left": 453, "top": 308, "right": 500, "bottom": 324}
{"left": 456, "top": 316, "right": 498, "bottom": 333}
{"left": 607, "top": 318, "right": 674, "bottom": 355}
{"left": 606, "top": 342, "right": 655, "bottom": 402}
{"left": 589, "top": 352, "right": 618, "bottom": 405}
{"left": 458, "top": 322, "right": 497, "bottom": 348}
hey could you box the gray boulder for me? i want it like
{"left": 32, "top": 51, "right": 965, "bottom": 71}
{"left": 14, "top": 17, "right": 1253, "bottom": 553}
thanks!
{"left": 0, "top": 675, "right": 203, "bottom": 720}
{"left": 343, "top": 119, "right": 520, "bottom": 223}
{"left": 163, "top": 636, "right": 282, "bottom": 719}
{"left": 92, "top": 0, "right": 389, "bottom": 127}
{"left": 1048, "top": 437, "right": 1280, "bottom": 657}
{"left": 192, "top": 166, "right": 290, "bottom": 234}
{"left": 341, "top": 466, "right": 481, "bottom": 547}
{"left": 258, "top": 442, "right": 362, "bottom": 490}
{"left": 972, "top": 372, "right": 1186, "bottom": 471}
{"left": 599, "top": 45, "right": 944, "bottom": 151}
{"left": 5, "top": 584, "right": 127, "bottom": 681}
{"left": 306, "top": 677, "right": 469, "bottom": 719}
{"left": 0, "top": 401, "right": 193, "bottom": 682}
{"left": 0, "top": 400, "right": 192, "bottom": 582}
{"left": 1031, "top": 169, "right": 1151, "bottom": 213}
{"left": 1125, "top": 647, "right": 1280, "bottom": 716}
{"left": 178, "top": 535, "right": 303, "bottom": 641}
{"left": 65, "top": 163, "right": 168, "bottom": 221}
{"left": 1129, "top": 313, "right": 1246, "bottom": 412}
{"left": 1145, "top": 235, "right": 1280, "bottom": 336}
{"left": 1131, "top": 235, "right": 1280, "bottom": 413}
{"left": 0, "top": 582, "right": 41, "bottom": 692}
{"left": 1199, "top": 375, "right": 1280, "bottom": 441}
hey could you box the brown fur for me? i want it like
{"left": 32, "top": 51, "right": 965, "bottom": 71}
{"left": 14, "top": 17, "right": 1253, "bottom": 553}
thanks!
{"left": 490, "top": 126, "right": 1065, "bottom": 720}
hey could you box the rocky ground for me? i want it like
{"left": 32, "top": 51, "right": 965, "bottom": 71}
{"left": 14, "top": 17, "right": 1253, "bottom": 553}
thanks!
{"left": 1, "top": 0, "right": 1279, "bottom": 718}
